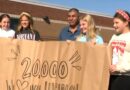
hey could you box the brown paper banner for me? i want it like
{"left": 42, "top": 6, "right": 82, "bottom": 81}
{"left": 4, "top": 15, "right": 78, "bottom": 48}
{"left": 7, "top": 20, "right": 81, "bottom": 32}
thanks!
{"left": 0, "top": 38, "right": 111, "bottom": 90}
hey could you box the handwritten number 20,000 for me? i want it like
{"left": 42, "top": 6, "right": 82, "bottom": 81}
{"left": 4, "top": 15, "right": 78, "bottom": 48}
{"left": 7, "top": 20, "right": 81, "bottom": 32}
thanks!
{"left": 21, "top": 57, "right": 68, "bottom": 79}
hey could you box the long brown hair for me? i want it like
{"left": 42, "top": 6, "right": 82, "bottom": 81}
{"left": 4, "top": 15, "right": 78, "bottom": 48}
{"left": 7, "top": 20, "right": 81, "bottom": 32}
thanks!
{"left": 17, "top": 12, "right": 34, "bottom": 33}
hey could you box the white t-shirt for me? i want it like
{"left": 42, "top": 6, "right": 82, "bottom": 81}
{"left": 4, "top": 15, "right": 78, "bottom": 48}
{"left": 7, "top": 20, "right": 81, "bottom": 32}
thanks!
{"left": 0, "top": 28, "right": 15, "bottom": 38}
{"left": 109, "top": 32, "right": 130, "bottom": 73}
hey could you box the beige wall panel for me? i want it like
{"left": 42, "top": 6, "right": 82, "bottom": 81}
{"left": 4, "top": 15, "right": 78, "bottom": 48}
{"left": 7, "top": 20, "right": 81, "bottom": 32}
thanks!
{"left": 34, "top": 20, "right": 66, "bottom": 40}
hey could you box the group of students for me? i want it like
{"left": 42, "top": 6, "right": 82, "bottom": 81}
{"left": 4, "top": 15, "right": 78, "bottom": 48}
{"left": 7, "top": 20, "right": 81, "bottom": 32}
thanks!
{"left": 0, "top": 8, "right": 130, "bottom": 90}
{"left": 0, "top": 12, "right": 40, "bottom": 40}
{"left": 59, "top": 8, "right": 130, "bottom": 90}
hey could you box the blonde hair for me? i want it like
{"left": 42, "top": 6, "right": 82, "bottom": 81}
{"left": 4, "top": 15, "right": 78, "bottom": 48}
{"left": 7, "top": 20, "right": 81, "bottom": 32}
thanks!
{"left": 17, "top": 12, "right": 34, "bottom": 33}
{"left": 80, "top": 14, "right": 97, "bottom": 39}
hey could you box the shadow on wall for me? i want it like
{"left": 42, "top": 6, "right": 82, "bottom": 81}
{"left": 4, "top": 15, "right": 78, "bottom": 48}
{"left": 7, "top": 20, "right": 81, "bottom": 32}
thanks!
{"left": 43, "top": 16, "right": 51, "bottom": 24}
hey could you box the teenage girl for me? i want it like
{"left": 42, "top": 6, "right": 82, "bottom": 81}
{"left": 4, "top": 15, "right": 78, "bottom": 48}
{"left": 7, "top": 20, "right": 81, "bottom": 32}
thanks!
{"left": 15, "top": 12, "right": 40, "bottom": 41}
{"left": 0, "top": 14, "right": 15, "bottom": 38}
{"left": 76, "top": 14, "right": 103, "bottom": 45}
{"left": 109, "top": 9, "right": 130, "bottom": 90}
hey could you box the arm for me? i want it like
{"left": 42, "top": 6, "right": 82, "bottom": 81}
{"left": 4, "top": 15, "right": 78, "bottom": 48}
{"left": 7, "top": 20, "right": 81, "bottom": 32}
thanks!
{"left": 35, "top": 31, "right": 41, "bottom": 41}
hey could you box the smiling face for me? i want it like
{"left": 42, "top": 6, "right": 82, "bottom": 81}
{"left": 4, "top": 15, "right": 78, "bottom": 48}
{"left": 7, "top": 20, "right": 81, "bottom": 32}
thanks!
{"left": 80, "top": 20, "right": 88, "bottom": 34}
{"left": 20, "top": 15, "right": 30, "bottom": 29}
{"left": 0, "top": 17, "right": 10, "bottom": 30}
{"left": 113, "top": 17, "right": 128, "bottom": 34}
{"left": 67, "top": 10, "right": 79, "bottom": 26}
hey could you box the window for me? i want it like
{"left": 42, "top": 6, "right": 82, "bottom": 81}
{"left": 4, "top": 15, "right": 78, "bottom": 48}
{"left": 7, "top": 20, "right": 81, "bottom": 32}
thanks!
{"left": 10, "top": 18, "right": 18, "bottom": 30}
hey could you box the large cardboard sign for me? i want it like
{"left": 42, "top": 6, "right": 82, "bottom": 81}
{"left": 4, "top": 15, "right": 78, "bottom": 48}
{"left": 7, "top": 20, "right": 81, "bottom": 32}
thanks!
{"left": 0, "top": 38, "right": 111, "bottom": 90}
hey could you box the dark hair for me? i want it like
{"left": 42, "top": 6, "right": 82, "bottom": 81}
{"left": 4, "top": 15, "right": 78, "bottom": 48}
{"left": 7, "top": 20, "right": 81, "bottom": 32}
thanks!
{"left": 114, "top": 10, "right": 130, "bottom": 28}
{"left": 0, "top": 14, "right": 11, "bottom": 22}
{"left": 68, "top": 8, "right": 79, "bottom": 17}
{"left": 69, "top": 8, "right": 79, "bottom": 13}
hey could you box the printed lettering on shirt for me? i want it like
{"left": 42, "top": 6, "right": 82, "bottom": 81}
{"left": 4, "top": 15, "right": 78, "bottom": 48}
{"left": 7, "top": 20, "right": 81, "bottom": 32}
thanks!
{"left": 17, "top": 34, "right": 35, "bottom": 40}
{"left": 111, "top": 40, "right": 126, "bottom": 64}
{"left": 111, "top": 40, "right": 126, "bottom": 56}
